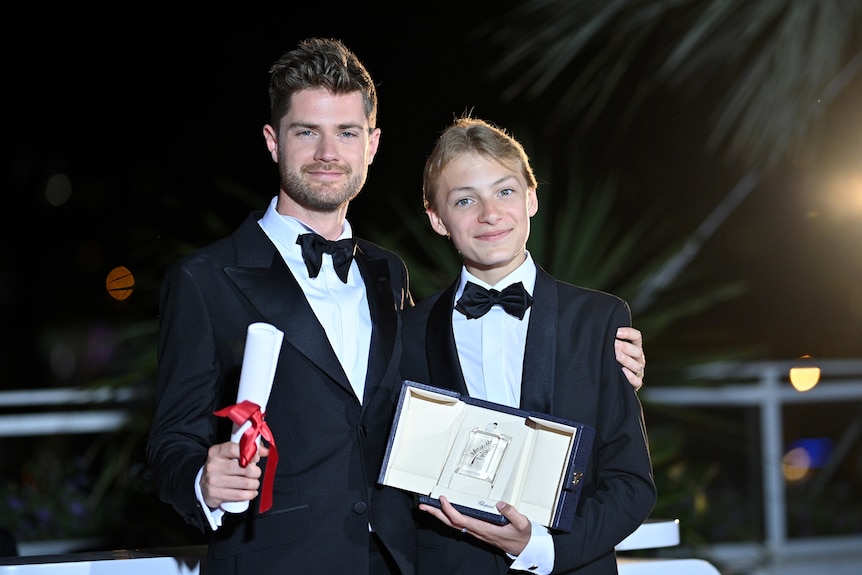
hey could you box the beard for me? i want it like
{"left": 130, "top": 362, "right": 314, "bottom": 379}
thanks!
{"left": 279, "top": 159, "right": 367, "bottom": 213}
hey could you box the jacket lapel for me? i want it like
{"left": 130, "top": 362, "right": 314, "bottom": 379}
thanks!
{"left": 426, "top": 282, "right": 469, "bottom": 395}
{"left": 223, "top": 219, "right": 353, "bottom": 395}
{"left": 354, "top": 244, "right": 398, "bottom": 403}
{"left": 520, "top": 268, "right": 557, "bottom": 413}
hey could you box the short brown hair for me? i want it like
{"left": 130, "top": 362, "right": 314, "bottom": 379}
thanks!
{"left": 268, "top": 37, "right": 378, "bottom": 130}
{"left": 423, "top": 116, "right": 537, "bottom": 211}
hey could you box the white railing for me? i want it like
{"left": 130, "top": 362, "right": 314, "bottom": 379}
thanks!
{"left": 0, "top": 387, "right": 141, "bottom": 437}
{"left": 4, "top": 360, "right": 862, "bottom": 572}
{"left": 641, "top": 358, "right": 862, "bottom": 574}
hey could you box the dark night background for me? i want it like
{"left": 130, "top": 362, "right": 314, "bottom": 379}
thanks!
{"left": 6, "top": 3, "right": 861, "bottom": 389}
{"left": 3, "top": 0, "right": 862, "bottom": 555}
{"left": 6, "top": 5, "right": 509, "bottom": 388}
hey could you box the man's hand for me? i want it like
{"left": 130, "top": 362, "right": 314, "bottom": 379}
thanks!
{"left": 419, "top": 495, "right": 532, "bottom": 557}
{"left": 200, "top": 441, "right": 268, "bottom": 509}
{"left": 616, "top": 327, "right": 646, "bottom": 391}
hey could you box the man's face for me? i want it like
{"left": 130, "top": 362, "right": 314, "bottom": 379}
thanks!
{"left": 426, "top": 152, "right": 538, "bottom": 285}
{"left": 266, "top": 88, "right": 380, "bottom": 213}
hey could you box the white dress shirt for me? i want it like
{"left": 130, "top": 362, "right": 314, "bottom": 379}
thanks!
{"left": 258, "top": 196, "right": 371, "bottom": 401}
{"left": 451, "top": 251, "right": 554, "bottom": 574}
{"left": 453, "top": 255, "right": 535, "bottom": 406}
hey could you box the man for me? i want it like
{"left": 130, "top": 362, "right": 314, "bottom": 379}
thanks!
{"left": 401, "top": 116, "right": 656, "bottom": 574}
{"left": 147, "top": 37, "right": 416, "bottom": 575}
{"left": 147, "top": 38, "right": 647, "bottom": 575}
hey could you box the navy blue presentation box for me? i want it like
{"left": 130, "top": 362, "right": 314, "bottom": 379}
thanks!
{"left": 378, "top": 380, "right": 595, "bottom": 532}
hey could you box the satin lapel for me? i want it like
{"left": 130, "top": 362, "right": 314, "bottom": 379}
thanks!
{"left": 354, "top": 245, "right": 398, "bottom": 403}
{"left": 426, "top": 283, "right": 468, "bottom": 395}
{"left": 520, "top": 268, "right": 557, "bottom": 413}
{"left": 224, "top": 250, "right": 352, "bottom": 394}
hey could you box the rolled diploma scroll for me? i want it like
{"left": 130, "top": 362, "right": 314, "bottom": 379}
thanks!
{"left": 221, "top": 322, "right": 284, "bottom": 513}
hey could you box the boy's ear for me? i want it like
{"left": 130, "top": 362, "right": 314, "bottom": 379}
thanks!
{"left": 426, "top": 209, "right": 450, "bottom": 238}
{"left": 527, "top": 187, "right": 539, "bottom": 217}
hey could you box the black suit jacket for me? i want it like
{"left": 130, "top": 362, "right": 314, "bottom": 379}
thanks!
{"left": 147, "top": 212, "right": 417, "bottom": 575}
{"left": 401, "top": 267, "right": 656, "bottom": 574}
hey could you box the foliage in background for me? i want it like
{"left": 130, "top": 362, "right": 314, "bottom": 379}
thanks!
{"left": 0, "top": 453, "right": 109, "bottom": 542}
{"left": 479, "top": 0, "right": 862, "bottom": 170}
{"left": 475, "top": 0, "right": 862, "bottom": 316}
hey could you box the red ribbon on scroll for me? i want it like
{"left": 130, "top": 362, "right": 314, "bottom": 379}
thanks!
{"left": 214, "top": 400, "right": 278, "bottom": 513}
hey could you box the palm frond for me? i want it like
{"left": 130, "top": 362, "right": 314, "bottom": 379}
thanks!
{"left": 478, "top": 0, "right": 862, "bottom": 170}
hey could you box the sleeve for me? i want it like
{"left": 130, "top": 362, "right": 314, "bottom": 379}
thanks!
{"left": 146, "top": 260, "right": 223, "bottom": 531}
{"left": 549, "top": 297, "right": 657, "bottom": 573}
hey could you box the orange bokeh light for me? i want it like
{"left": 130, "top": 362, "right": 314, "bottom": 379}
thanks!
{"left": 106, "top": 266, "right": 135, "bottom": 301}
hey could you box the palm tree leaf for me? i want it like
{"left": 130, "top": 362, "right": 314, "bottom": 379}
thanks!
{"left": 478, "top": 0, "right": 862, "bottom": 169}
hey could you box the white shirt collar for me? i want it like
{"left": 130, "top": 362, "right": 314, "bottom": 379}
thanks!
{"left": 258, "top": 196, "right": 353, "bottom": 251}
{"left": 456, "top": 251, "right": 537, "bottom": 300}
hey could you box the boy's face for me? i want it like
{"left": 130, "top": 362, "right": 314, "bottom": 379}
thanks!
{"left": 426, "top": 152, "right": 537, "bottom": 285}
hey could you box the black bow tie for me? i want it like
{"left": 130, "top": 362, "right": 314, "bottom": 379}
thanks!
{"left": 455, "top": 281, "right": 534, "bottom": 320}
{"left": 296, "top": 233, "right": 357, "bottom": 283}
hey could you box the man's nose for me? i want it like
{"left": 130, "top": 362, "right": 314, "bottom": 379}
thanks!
{"left": 314, "top": 135, "right": 339, "bottom": 162}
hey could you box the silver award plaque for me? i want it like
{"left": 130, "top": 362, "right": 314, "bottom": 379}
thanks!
{"left": 454, "top": 423, "right": 511, "bottom": 483}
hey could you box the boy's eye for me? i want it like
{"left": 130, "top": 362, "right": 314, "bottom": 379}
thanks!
{"left": 455, "top": 198, "right": 472, "bottom": 207}
{"left": 499, "top": 188, "right": 514, "bottom": 197}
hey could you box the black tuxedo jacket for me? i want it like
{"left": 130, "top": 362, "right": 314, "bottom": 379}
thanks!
{"left": 400, "top": 267, "right": 656, "bottom": 575}
{"left": 147, "top": 212, "right": 417, "bottom": 575}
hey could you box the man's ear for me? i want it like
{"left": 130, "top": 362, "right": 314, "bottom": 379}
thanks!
{"left": 426, "top": 209, "right": 450, "bottom": 238}
{"left": 263, "top": 124, "right": 279, "bottom": 163}
{"left": 367, "top": 127, "right": 381, "bottom": 165}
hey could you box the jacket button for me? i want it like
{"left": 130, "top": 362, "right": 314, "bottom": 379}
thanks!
{"left": 353, "top": 502, "right": 368, "bottom": 515}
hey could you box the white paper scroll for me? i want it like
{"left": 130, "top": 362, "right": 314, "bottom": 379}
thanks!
{"left": 221, "top": 322, "right": 284, "bottom": 513}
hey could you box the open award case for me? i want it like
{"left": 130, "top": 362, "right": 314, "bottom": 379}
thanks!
{"left": 378, "top": 381, "right": 595, "bottom": 532}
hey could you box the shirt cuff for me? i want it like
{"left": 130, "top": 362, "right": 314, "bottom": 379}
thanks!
{"left": 508, "top": 520, "right": 554, "bottom": 575}
{"left": 195, "top": 466, "right": 224, "bottom": 531}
